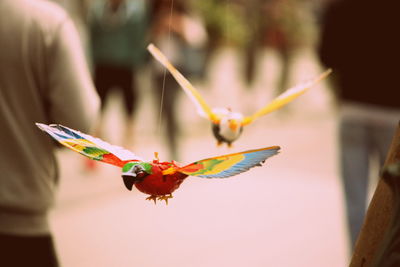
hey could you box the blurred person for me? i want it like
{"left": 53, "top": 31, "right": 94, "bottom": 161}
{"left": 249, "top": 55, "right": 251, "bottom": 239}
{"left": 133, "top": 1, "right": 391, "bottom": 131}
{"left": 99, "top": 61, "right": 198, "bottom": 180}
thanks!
{"left": 0, "top": 0, "right": 100, "bottom": 266}
{"left": 259, "top": 0, "right": 315, "bottom": 92}
{"left": 88, "top": 0, "right": 149, "bottom": 153}
{"left": 194, "top": 0, "right": 248, "bottom": 78}
{"left": 149, "top": 0, "right": 207, "bottom": 160}
{"left": 318, "top": 0, "right": 400, "bottom": 250}
{"left": 241, "top": 0, "right": 264, "bottom": 86}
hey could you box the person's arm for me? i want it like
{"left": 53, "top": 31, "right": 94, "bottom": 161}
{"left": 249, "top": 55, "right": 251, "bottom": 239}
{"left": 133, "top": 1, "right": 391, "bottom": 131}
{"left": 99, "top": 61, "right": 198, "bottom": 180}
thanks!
{"left": 47, "top": 18, "right": 100, "bottom": 132}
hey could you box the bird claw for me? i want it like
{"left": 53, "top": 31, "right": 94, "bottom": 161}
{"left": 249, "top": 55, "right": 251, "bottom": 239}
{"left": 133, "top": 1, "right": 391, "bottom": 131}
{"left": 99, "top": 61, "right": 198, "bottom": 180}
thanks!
{"left": 158, "top": 194, "right": 173, "bottom": 205}
{"left": 145, "top": 194, "right": 173, "bottom": 205}
{"left": 146, "top": 195, "right": 158, "bottom": 204}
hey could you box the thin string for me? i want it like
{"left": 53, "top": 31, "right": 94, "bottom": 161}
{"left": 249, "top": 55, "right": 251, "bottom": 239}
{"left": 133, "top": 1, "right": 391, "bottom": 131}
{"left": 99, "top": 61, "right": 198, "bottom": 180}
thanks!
{"left": 157, "top": 0, "right": 174, "bottom": 139}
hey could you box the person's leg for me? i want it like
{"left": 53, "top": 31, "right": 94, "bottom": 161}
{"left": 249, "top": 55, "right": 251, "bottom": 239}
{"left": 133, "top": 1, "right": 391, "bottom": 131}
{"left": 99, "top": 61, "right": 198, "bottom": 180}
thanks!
{"left": 162, "top": 74, "right": 180, "bottom": 160}
{"left": 93, "top": 64, "right": 114, "bottom": 138}
{"left": 276, "top": 46, "right": 293, "bottom": 96}
{"left": 119, "top": 68, "right": 136, "bottom": 148}
{"left": 339, "top": 117, "right": 370, "bottom": 248}
{"left": 85, "top": 65, "right": 113, "bottom": 170}
{"left": 372, "top": 120, "right": 397, "bottom": 167}
{"left": 94, "top": 65, "right": 113, "bottom": 112}
{"left": 0, "top": 233, "right": 59, "bottom": 267}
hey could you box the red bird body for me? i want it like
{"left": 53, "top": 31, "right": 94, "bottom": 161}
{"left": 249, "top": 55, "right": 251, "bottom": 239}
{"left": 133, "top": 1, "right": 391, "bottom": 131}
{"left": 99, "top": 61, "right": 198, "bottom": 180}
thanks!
{"left": 133, "top": 161, "right": 188, "bottom": 197}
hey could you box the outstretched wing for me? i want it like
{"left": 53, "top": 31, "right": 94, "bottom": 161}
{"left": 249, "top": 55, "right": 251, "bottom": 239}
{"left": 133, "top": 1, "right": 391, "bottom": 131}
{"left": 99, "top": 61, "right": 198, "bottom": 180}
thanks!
{"left": 242, "top": 69, "right": 332, "bottom": 126}
{"left": 177, "top": 146, "right": 280, "bottom": 178}
{"left": 36, "top": 123, "right": 143, "bottom": 167}
{"left": 147, "top": 43, "right": 220, "bottom": 123}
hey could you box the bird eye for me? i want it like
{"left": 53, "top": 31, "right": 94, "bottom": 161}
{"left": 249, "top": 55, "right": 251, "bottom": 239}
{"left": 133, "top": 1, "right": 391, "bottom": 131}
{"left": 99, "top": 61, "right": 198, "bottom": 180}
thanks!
{"left": 133, "top": 165, "right": 148, "bottom": 178}
{"left": 133, "top": 165, "right": 144, "bottom": 172}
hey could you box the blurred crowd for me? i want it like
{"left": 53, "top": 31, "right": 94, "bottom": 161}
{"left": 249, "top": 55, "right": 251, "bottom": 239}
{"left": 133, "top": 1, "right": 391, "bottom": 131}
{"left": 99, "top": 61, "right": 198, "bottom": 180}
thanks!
{"left": 53, "top": 0, "right": 326, "bottom": 160}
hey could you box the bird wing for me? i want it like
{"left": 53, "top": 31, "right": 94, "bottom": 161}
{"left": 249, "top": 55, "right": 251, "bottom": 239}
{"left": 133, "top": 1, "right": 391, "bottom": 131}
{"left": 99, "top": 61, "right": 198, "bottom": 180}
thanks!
{"left": 36, "top": 123, "right": 143, "bottom": 167}
{"left": 242, "top": 69, "right": 332, "bottom": 126}
{"left": 176, "top": 146, "right": 280, "bottom": 178}
{"left": 147, "top": 43, "right": 220, "bottom": 123}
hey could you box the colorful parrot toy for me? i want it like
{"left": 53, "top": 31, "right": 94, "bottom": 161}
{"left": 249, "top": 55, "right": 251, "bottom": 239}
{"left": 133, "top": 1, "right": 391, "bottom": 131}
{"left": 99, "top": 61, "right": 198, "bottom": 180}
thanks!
{"left": 147, "top": 43, "right": 332, "bottom": 147}
{"left": 36, "top": 123, "right": 280, "bottom": 204}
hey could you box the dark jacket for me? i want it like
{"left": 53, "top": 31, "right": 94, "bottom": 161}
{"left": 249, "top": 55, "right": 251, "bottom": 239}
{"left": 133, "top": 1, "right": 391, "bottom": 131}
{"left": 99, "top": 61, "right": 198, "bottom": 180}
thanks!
{"left": 318, "top": 0, "right": 399, "bottom": 109}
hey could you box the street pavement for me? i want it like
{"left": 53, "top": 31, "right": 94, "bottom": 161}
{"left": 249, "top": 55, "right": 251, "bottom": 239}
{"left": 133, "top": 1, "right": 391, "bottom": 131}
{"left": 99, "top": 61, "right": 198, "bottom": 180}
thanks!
{"left": 50, "top": 47, "right": 350, "bottom": 267}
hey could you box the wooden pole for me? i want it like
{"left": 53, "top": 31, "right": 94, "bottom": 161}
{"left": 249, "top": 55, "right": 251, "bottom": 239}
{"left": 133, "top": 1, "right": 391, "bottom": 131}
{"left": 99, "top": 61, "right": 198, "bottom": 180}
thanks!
{"left": 350, "top": 122, "right": 400, "bottom": 266}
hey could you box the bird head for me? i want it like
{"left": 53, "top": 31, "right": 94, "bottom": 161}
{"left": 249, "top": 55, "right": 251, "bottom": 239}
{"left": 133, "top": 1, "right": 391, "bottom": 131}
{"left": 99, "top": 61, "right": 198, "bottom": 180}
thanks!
{"left": 121, "top": 162, "right": 152, "bottom": 190}
{"left": 226, "top": 111, "right": 244, "bottom": 132}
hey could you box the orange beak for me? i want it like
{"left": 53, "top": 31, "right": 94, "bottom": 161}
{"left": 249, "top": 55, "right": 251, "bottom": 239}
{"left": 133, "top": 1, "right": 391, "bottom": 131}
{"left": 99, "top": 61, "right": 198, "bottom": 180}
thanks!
{"left": 229, "top": 120, "right": 239, "bottom": 131}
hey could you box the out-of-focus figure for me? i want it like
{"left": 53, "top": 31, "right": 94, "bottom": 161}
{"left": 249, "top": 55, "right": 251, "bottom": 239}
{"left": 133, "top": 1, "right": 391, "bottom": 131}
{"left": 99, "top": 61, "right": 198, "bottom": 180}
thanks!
{"left": 149, "top": 0, "right": 207, "bottom": 160}
{"left": 259, "top": 0, "right": 299, "bottom": 91}
{"left": 88, "top": 0, "right": 149, "bottom": 151}
{"left": 193, "top": 0, "right": 247, "bottom": 79}
{"left": 318, "top": 0, "right": 400, "bottom": 251}
{"left": 0, "top": 0, "right": 100, "bottom": 266}
{"left": 256, "top": 0, "right": 315, "bottom": 90}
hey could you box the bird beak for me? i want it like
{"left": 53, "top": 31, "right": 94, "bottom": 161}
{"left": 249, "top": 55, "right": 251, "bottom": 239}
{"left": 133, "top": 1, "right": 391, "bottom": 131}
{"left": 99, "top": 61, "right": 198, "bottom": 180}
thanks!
{"left": 229, "top": 120, "right": 239, "bottom": 131}
{"left": 122, "top": 173, "right": 145, "bottom": 191}
{"left": 122, "top": 175, "right": 135, "bottom": 191}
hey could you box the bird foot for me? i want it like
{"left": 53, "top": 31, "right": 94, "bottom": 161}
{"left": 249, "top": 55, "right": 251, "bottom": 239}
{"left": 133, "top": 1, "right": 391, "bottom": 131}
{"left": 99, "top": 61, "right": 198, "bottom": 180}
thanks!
{"left": 146, "top": 195, "right": 158, "bottom": 204}
{"left": 145, "top": 194, "right": 173, "bottom": 205}
{"left": 158, "top": 194, "right": 173, "bottom": 205}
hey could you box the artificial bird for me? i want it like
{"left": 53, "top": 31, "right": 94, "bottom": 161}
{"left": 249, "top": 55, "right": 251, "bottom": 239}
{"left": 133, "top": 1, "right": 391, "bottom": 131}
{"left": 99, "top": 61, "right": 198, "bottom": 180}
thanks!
{"left": 36, "top": 123, "right": 280, "bottom": 204}
{"left": 147, "top": 43, "right": 331, "bottom": 147}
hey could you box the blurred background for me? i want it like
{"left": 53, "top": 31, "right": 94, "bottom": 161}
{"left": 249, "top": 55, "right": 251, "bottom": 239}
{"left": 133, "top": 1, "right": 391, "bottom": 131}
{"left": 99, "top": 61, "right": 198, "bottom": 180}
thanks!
{"left": 44, "top": 0, "right": 368, "bottom": 266}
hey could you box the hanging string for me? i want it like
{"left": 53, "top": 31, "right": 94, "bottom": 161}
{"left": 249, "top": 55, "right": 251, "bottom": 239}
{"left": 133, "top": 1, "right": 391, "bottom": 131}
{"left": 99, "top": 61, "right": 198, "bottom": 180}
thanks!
{"left": 157, "top": 0, "right": 174, "bottom": 140}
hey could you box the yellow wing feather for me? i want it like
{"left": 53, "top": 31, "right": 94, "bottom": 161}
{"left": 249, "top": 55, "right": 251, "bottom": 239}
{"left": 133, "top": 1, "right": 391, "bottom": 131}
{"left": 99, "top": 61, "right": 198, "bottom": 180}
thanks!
{"left": 147, "top": 43, "right": 219, "bottom": 123}
{"left": 177, "top": 146, "right": 280, "bottom": 178}
{"left": 242, "top": 69, "right": 332, "bottom": 126}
